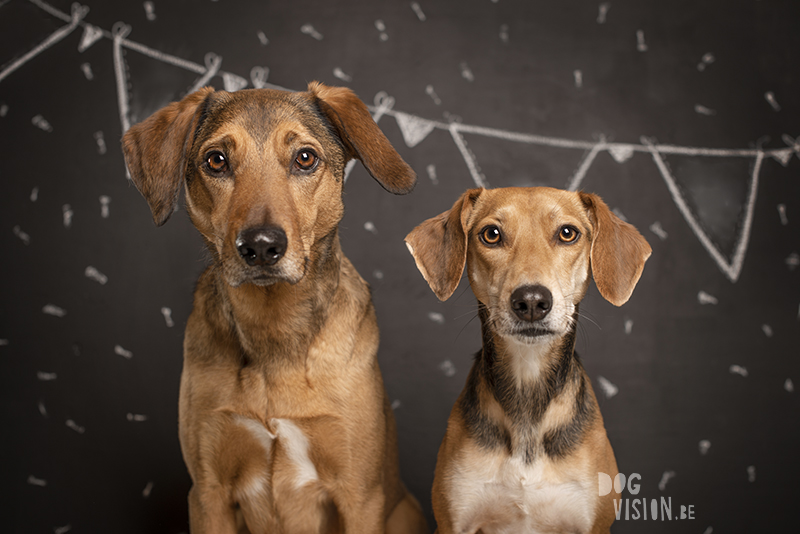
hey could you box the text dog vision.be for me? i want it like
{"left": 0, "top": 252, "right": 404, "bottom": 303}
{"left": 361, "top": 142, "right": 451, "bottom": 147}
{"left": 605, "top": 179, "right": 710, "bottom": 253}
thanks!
{"left": 599, "top": 473, "right": 696, "bottom": 522}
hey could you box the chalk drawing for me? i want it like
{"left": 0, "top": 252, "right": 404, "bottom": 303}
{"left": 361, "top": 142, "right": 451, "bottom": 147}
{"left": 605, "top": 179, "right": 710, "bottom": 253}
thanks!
{"left": 597, "top": 376, "right": 619, "bottom": 399}
{"left": 300, "top": 24, "right": 323, "bottom": 41}
{"left": 624, "top": 318, "right": 633, "bottom": 335}
{"left": 38, "top": 400, "right": 48, "bottom": 417}
{"left": 428, "top": 312, "right": 445, "bottom": 325}
{"left": 143, "top": 1, "right": 156, "bottom": 21}
{"left": 43, "top": 304, "right": 66, "bottom": 317}
{"left": 729, "top": 365, "right": 748, "bottom": 377}
{"left": 13, "top": 225, "right": 31, "bottom": 245}
{"left": 66, "top": 419, "right": 86, "bottom": 434}
{"left": 7, "top": 0, "right": 798, "bottom": 284}
{"left": 391, "top": 399, "right": 402, "bottom": 410}
{"left": 694, "top": 104, "right": 716, "bottom": 116}
{"left": 364, "top": 221, "right": 378, "bottom": 234}
{"left": 94, "top": 130, "right": 107, "bottom": 154}
{"left": 55, "top": 524, "right": 72, "bottom": 534}
{"left": 80, "top": 62, "right": 93, "bottom": 80}
{"left": 373, "top": 269, "right": 384, "bottom": 280}
{"left": 0, "top": 339, "right": 8, "bottom": 346}
{"left": 142, "top": 481, "right": 154, "bottom": 498}
{"left": 250, "top": 66, "right": 269, "bottom": 88}
{"left": 785, "top": 378, "right": 795, "bottom": 393}
{"left": 697, "top": 291, "right": 718, "bottom": 305}
{"left": 499, "top": 24, "right": 509, "bottom": 43}
{"left": 658, "top": 471, "right": 676, "bottom": 491}
{"left": 127, "top": 413, "right": 148, "bottom": 422}
{"left": 188, "top": 53, "right": 222, "bottom": 94}
{"left": 62, "top": 204, "right": 74, "bottom": 228}
{"left": 761, "top": 324, "right": 774, "bottom": 338}
{"left": 0, "top": 103, "right": 7, "bottom": 116}
{"left": 27, "top": 475, "right": 47, "bottom": 487}
{"left": 573, "top": 69, "right": 583, "bottom": 89}
{"left": 649, "top": 221, "right": 668, "bottom": 240}
{"left": 396, "top": 111, "right": 437, "bottom": 148}
{"left": 222, "top": 72, "right": 248, "bottom": 92}
{"left": 257, "top": 31, "right": 269, "bottom": 45}
{"left": 375, "top": 19, "right": 388, "bottom": 41}
{"left": 697, "top": 52, "right": 715, "bottom": 72}
{"left": 114, "top": 344, "right": 133, "bottom": 359}
{"left": 411, "top": 2, "right": 426, "bottom": 22}
{"left": 786, "top": 252, "right": 799, "bottom": 271}
{"left": 37, "top": 371, "right": 57, "bottom": 381}
{"left": 85, "top": 266, "right": 108, "bottom": 285}
{"left": 698, "top": 439, "right": 711, "bottom": 455}
{"left": 460, "top": 61, "right": 475, "bottom": 82}
{"left": 32, "top": 114, "right": 53, "bottom": 132}
{"left": 703, "top": 527, "right": 713, "bottom": 534}
{"left": 426, "top": 164, "right": 439, "bottom": 185}
{"left": 764, "top": 91, "right": 781, "bottom": 111}
{"left": 99, "top": 195, "right": 111, "bottom": 218}
{"left": 30, "top": 187, "right": 39, "bottom": 202}
{"left": 439, "top": 359, "right": 457, "bottom": 377}
{"left": 747, "top": 466, "right": 756, "bottom": 483}
{"left": 333, "top": 67, "right": 352, "bottom": 83}
{"left": 597, "top": 2, "right": 610, "bottom": 24}
{"left": 161, "top": 306, "right": 174, "bottom": 327}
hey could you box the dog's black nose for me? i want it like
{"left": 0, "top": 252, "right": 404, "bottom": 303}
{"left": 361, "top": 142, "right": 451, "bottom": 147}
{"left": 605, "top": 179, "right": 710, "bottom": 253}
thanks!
{"left": 510, "top": 285, "right": 553, "bottom": 322}
{"left": 236, "top": 226, "right": 287, "bottom": 267}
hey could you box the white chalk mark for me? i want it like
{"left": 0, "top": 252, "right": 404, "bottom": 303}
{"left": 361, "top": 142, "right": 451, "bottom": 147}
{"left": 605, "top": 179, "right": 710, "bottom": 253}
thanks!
{"left": 391, "top": 399, "right": 402, "bottom": 410}
{"left": 38, "top": 400, "right": 48, "bottom": 417}
{"left": 78, "top": 24, "right": 103, "bottom": 52}
{"left": 37, "top": 371, "right": 57, "bottom": 381}
{"left": 143, "top": 1, "right": 156, "bottom": 21}
{"left": 161, "top": 306, "right": 174, "bottom": 327}
{"left": 43, "top": 304, "right": 66, "bottom": 317}
{"left": 62, "top": 204, "right": 74, "bottom": 228}
{"left": 99, "top": 195, "right": 111, "bottom": 218}
{"left": 703, "top": 527, "right": 714, "bottom": 534}
{"left": 425, "top": 84, "right": 441, "bottom": 105}
{"left": 0, "top": 2, "right": 86, "bottom": 84}
{"left": 250, "top": 66, "right": 269, "bottom": 88}
{"left": 13, "top": 225, "right": 31, "bottom": 245}
{"left": 697, "top": 52, "right": 715, "bottom": 71}
{"left": 449, "top": 123, "right": 488, "bottom": 188}
{"left": 80, "top": 62, "right": 93, "bottom": 80}
{"left": 460, "top": 61, "right": 475, "bottom": 82}
{"left": 333, "top": 67, "right": 352, "bottom": 83}
{"left": 426, "top": 164, "right": 439, "bottom": 185}
{"left": 411, "top": 2, "right": 426, "bottom": 21}
{"left": 573, "top": 69, "right": 583, "bottom": 89}
{"left": 649, "top": 221, "right": 668, "bottom": 240}
{"left": 66, "top": 419, "right": 86, "bottom": 434}
{"left": 764, "top": 91, "right": 781, "bottom": 111}
{"left": 785, "top": 378, "right": 795, "bottom": 393}
{"left": 0, "top": 103, "right": 7, "bottom": 116}
{"left": 747, "top": 466, "right": 756, "bottom": 483}
{"left": 55, "top": 524, "right": 72, "bottom": 534}
{"left": 607, "top": 144, "right": 635, "bottom": 163}
{"left": 781, "top": 134, "right": 800, "bottom": 161}
{"left": 658, "top": 471, "right": 676, "bottom": 491}
{"left": 28, "top": 475, "right": 47, "bottom": 487}
{"left": 773, "top": 148, "right": 793, "bottom": 166}
{"left": 112, "top": 22, "right": 133, "bottom": 135}
{"left": 375, "top": 19, "right": 388, "bottom": 41}
{"left": 698, "top": 439, "right": 711, "bottom": 455}
{"left": 32, "top": 114, "right": 53, "bottom": 132}
{"left": 127, "top": 413, "right": 148, "bottom": 422}
{"left": 643, "top": 138, "right": 762, "bottom": 283}
{"left": 222, "top": 72, "right": 247, "bottom": 92}
{"left": 114, "top": 344, "right": 133, "bottom": 359}
{"left": 697, "top": 291, "right": 718, "bottom": 305}
{"left": 300, "top": 24, "right": 323, "bottom": 41}
{"left": 499, "top": 24, "right": 509, "bottom": 43}
{"left": 395, "top": 111, "right": 436, "bottom": 148}
{"left": 142, "top": 481, "right": 154, "bottom": 498}
{"left": 597, "top": 2, "right": 610, "bottom": 24}
{"left": 428, "top": 312, "right": 445, "bottom": 325}
{"left": 188, "top": 52, "right": 222, "bottom": 94}
{"left": 596, "top": 376, "right": 619, "bottom": 399}
{"left": 785, "top": 252, "right": 799, "bottom": 271}
{"left": 439, "top": 359, "right": 457, "bottom": 378}
{"left": 372, "top": 269, "right": 384, "bottom": 280}
{"left": 761, "top": 324, "right": 773, "bottom": 338}
{"left": 94, "top": 130, "right": 107, "bottom": 155}
{"left": 567, "top": 142, "right": 604, "bottom": 191}
{"left": 624, "top": 318, "right": 633, "bottom": 335}
{"left": 729, "top": 364, "right": 748, "bottom": 377}
{"left": 364, "top": 221, "right": 378, "bottom": 234}
{"left": 694, "top": 104, "right": 716, "bottom": 116}
{"left": 0, "top": 339, "right": 8, "bottom": 346}
{"left": 30, "top": 187, "right": 39, "bottom": 202}
{"left": 257, "top": 31, "right": 269, "bottom": 45}
{"left": 85, "top": 266, "right": 108, "bottom": 285}
{"left": 636, "top": 30, "right": 648, "bottom": 52}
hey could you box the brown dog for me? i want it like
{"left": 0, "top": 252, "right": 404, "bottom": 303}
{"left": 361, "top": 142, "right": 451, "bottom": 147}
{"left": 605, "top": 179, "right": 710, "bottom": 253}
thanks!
{"left": 405, "top": 187, "right": 651, "bottom": 533}
{"left": 122, "top": 82, "right": 428, "bottom": 534}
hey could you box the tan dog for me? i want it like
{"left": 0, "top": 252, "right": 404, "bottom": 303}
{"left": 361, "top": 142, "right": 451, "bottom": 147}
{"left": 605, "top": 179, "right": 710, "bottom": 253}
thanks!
{"left": 405, "top": 187, "right": 651, "bottom": 534}
{"left": 122, "top": 82, "right": 428, "bottom": 534}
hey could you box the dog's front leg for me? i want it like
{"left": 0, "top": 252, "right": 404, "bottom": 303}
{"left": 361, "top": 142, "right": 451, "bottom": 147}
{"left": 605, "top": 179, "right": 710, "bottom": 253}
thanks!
{"left": 336, "top": 488, "right": 386, "bottom": 533}
{"left": 188, "top": 484, "right": 239, "bottom": 534}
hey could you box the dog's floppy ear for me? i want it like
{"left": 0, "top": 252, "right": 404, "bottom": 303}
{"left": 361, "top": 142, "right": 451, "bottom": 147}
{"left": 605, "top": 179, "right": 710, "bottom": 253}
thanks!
{"left": 580, "top": 192, "right": 652, "bottom": 306}
{"left": 405, "top": 189, "right": 483, "bottom": 301}
{"left": 122, "top": 87, "right": 214, "bottom": 226}
{"left": 309, "top": 81, "right": 416, "bottom": 195}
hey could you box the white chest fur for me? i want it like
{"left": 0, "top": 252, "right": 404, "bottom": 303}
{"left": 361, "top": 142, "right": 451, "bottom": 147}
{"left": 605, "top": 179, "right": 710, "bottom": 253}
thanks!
{"left": 447, "top": 452, "right": 595, "bottom": 534}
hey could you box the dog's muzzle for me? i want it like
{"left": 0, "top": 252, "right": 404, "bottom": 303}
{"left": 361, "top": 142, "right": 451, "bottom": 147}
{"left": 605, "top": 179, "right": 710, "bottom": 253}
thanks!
{"left": 236, "top": 226, "right": 288, "bottom": 267}
{"left": 509, "top": 284, "right": 556, "bottom": 339}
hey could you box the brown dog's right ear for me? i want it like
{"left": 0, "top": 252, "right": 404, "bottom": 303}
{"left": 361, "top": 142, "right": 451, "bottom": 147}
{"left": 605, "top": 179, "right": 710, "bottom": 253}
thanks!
{"left": 122, "top": 87, "right": 215, "bottom": 226}
{"left": 404, "top": 189, "right": 483, "bottom": 301}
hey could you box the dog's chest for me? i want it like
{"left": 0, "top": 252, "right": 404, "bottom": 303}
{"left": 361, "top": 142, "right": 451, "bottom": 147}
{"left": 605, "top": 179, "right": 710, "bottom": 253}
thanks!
{"left": 447, "top": 453, "right": 595, "bottom": 534}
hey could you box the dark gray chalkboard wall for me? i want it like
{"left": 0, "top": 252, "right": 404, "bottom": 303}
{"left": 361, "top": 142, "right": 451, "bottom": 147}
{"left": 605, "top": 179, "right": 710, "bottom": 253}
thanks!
{"left": 2, "top": 0, "right": 798, "bottom": 532}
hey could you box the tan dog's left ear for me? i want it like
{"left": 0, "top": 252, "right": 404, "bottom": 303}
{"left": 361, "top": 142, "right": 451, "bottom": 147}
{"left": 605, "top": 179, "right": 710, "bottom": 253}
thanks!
{"left": 405, "top": 189, "right": 483, "bottom": 301}
{"left": 580, "top": 193, "right": 652, "bottom": 306}
{"left": 309, "top": 81, "right": 416, "bottom": 195}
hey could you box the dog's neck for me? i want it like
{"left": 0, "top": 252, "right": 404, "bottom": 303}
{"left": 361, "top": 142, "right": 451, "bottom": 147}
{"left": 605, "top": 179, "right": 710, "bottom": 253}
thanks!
{"left": 216, "top": 229, "right": 343, "bottom": 361}
{"left": 459, "top": 304, "right": 594, "bottom": 462}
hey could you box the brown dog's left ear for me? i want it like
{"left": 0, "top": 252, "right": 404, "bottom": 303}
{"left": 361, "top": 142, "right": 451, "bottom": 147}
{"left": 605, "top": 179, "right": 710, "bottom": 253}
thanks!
{"left": 122, "top": 87, "right": 215, "bottom": 226}
{"left": 405, "top": 189, "right": 483, "bottom": 301}
{"left": 309, "top": 81, "right": 416, "bottom": 195}
{"left": 580, "top": 193, "right": 652, "bottom": 306}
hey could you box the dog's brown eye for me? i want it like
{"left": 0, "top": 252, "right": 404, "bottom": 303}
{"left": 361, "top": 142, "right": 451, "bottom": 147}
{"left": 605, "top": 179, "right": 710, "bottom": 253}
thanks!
{"left": 558, "top": 225, "right": 579, "bottom": 243}
{"left": 206, "top": 152, "right": 228, "bottom": 173}
{"left": 480, "top": 226, "right": 502, "bottom": 246}
{"left": 294, "top": 149, "right": 318, "bottom": 171}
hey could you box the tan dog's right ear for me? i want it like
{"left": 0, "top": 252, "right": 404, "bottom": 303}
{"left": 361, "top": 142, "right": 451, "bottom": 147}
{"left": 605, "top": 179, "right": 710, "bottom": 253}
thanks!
{"left": 405, "top": 189, "right": 483, "bottom": 301}
{"left": 122, "top": 87, "right": 215, "bottom": 226}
